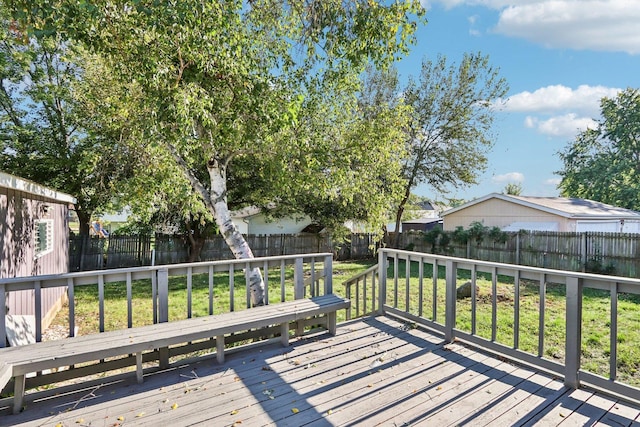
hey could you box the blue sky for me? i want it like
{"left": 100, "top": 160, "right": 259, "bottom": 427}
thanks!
{"left": 399, "top": 0, "right": 640, "bottom": 203}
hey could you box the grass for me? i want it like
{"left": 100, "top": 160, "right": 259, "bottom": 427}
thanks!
{"left": 382, "top": 260, "right": 640, "bottom": 387}
{"left": 48, "top": 257, "right": 640, "bottom": 387}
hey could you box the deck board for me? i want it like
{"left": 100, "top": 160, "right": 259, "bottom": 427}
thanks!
{"left": 1, "top": 316, "right": 639, "bottom": 427}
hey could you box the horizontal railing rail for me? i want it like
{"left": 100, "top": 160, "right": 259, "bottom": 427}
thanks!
{"left": 0, "top": 253, "right": 334, "bottom": 347}
{"left": 355, "top": 248, "right": 640, "bottom": 404}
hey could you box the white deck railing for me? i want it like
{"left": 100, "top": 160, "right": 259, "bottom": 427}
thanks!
{"left": 0, "top": 253, "right": 334, "bottom": 346}
{"left": 345, "top": 248, "right": 640, "bottom": 404}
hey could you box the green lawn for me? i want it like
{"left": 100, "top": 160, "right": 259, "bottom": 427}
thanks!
{"left": 383, "top": 260, "right": 640, "bottom": 387}
{"left": 49, "top": 257, "right": 640, "bottom": 387}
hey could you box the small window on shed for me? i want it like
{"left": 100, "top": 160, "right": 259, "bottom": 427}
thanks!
{"left": 35, "top": 219, "right": 54, "bottom": 257}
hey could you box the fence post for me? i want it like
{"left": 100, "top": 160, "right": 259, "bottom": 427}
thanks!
{"left": 377, "top": 249, "right": 387, "bottom": 315}
{"left": 581, "top": 233, "right": 587, "bottom": 272}
{"left": 515, "top": 232, "right": 521, "bottom": 265}
{"left": 323, "top": 255, "right": 333, "bottom": 295}
{"left": 565, "top": 276, "right": 583, "bottom": 389}
{"left": 445, "top": 260, "right": 457, "bottom": 342}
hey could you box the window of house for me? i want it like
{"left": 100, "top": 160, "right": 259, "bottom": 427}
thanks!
{"left": 35, "top": 219, "right": 54, "bottom": 257}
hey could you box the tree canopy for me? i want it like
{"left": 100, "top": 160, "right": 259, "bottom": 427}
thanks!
{"left": 557, "top": 88, "right": 640, "bottom": 210}
{"left": 9, "top": 0, "right": 424, "bottom": 302}
{"left": 0, "top": 7, "right": 145, "bottom": 234}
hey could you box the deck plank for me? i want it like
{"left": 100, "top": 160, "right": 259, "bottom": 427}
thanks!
{"left": 1, "top": 316, "right": 639, "bottom": 427}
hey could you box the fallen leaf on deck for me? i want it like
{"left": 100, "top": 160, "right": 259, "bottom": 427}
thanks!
{"left": 560, "top": 413, "right": 565, "bottom": 418}
{"left": 327, "top": 409, "right": 333, "bottom": 415}
{"left": 231, "top": 410, "right": 239, "bottom": 415}
{"left": 291, "top": 408, "right": 299, "bottom": 414}
{"left": 262, "top": 366, "right": 272, "bottom": 371}
{"left": 136, "top": 412, "right": 145, "bottom": 418}
{"left": 76, "top": 419, "right": 85, "bottom": 424}
{"left": 117, "top": 416, "right": 125, "bottom": 421}
{"left": 171, "top": 403, "right": 179, "bottom": 410}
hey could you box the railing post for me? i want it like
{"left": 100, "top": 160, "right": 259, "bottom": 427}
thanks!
{"left": 323, "top": 255, "right": 333, "bottom": 295}
{"left": 445, "top": 260, "right": 457, "bottom": 342}
{"left": 157, "top": 268, "right": 170, "bottom": 369}
{"left": 377, "top": 250, "right": 387, "bottom": 315}
{"left": 294, "top": 257, "right": 304, "bottom": 299}
{"left": 157, "top": 268, "right": 169, "bottom": 323}
{"left": 565, "top": 276, "right": 583, "bottom": 389}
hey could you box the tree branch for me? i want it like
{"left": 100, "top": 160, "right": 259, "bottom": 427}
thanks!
{"left": 164, "top": 141, "right": 211, "bottom": 204}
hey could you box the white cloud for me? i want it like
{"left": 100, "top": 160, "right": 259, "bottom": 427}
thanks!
{"left": 430, "top": 1, "right": 640, "bottom": 54}
{"left": 494, "top": 1, "right": 640, "bottom": 54}
{"left": 500, "top": 84, "right": 618, "bottom": 137}
{"left": 502, "top": 85, "right": 621, "bottom": 116}
{"left": 492, "top": 172, "right": 524, "bottom": 183}
{"left": 524, "top": 113, "right": 598, "bottom": 137}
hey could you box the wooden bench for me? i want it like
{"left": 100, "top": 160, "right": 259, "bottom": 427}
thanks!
{"left": 0, "top": 294, "right": 350, "bottom": 414}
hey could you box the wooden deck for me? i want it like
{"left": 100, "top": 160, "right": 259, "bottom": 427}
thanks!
{"left": 2, "top": 316, "right": 640, "bottom": 426}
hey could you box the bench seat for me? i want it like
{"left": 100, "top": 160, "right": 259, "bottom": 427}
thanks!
{"left": 0, "top": 294, "right": 350, "bottom": 414}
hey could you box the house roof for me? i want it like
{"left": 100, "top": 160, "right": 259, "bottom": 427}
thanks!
{"left": 230, "top": 206, "right": 264, "bottom": 219}
{"left": 442, "top": 193, "right": 640, "bottom": 220}
{"left": 402, "top": 217, "right": 442, "bottom": 225}
{"left": 0, "top": 171, "right": 76, "bottom": 204}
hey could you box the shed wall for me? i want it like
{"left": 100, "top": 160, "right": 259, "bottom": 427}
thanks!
{"left": 1, "top": 186, "right": 69, "bottom": 326}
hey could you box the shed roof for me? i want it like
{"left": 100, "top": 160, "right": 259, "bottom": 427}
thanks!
{"left": 442, "top": 193, "right": 640, "bottom": 220}
{"left": 0, "top": 171, "right": 76, "bottom": 204}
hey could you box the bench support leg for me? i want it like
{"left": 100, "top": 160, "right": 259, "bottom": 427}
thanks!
{"left": 216, "top": 335, "right": 225, "bottom": 364}
{"left": 296, "top": 321, "right": 304, "bottom": 337}
{"left": 12, "top": 374, "right": 25, "bottom": 415}
{"left": 280, "top": 322, "right": 289, "bottom": 346}
{"left": 327, "top": 312, "right": 337, "bottom": 335}
{"left": 159, "top": 347, "right": 169, "bottom": 370}
{"left": 136, "top": 352, "right": 143, "bottom": 384}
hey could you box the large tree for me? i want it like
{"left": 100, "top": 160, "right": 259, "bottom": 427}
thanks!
{"left": 12, "top": 1, "right": 424, "bottom": 304}
{"left": 557, "top": 88, "right": 640, "bottom": 210}
{"left": 391, "top": 53, "right": 508, "bottom": 245}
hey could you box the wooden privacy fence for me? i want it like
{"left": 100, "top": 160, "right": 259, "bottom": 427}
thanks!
{"left": 70, "top": 233, "right": 376, "bottom": 271}
{"left": 394, "top": 230, "right": 640, "bottom": 278}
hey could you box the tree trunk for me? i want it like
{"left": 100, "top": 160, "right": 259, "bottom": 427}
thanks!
{"left": 185, "top": 219, "right": 206, "bottom": 262}
{"left": 392, "top": 186, "right": 411, "bottom": 248}
{"left": 76, "top": 209, "right": 92, "bottom": 236}
{"left": 208, "top": 158, "right": 266, "bottom": 306}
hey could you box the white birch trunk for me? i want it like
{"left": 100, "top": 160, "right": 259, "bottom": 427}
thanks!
{"left": 208, "top": 158, "right": 266, "bottom": 306}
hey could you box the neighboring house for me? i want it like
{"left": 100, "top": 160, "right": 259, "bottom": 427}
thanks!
{"left": 402, "top": 217, "right": 443, "bottom": 232}
{"left": 1, "top": 171, "right": 76, "bottom": 330}
{"left": 95, "top": 207, "right": 132, "bottom": 234}
{"left": 231, "top": 206, "right": 315, "bottom": 235}
{"left": 414, "top": 200, "right": 445, "bottom": 219}
{"left": 442, "top": 193, "right": 640, "bottom": 233}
